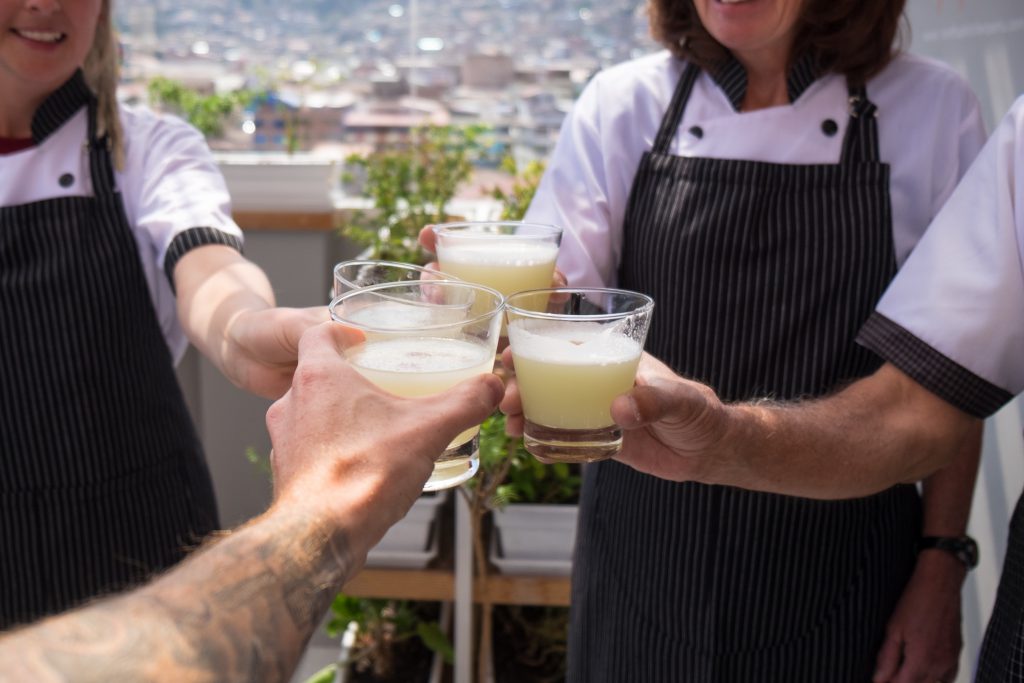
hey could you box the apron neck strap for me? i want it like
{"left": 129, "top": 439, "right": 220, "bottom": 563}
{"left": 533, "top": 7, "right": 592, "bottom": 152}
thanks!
{"left": 85, "top": 96, "right": 117, "bottom": 198}
{"left": 652, "top": 61, "right": 701, "bottom": 154}
{"left": 840, "top": 84, "right": 881, "bottom": 164}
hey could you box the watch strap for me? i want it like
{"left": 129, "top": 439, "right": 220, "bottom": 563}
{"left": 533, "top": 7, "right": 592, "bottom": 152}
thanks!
{"left": 917, "top": 535, "right": 979, "bottom": 570}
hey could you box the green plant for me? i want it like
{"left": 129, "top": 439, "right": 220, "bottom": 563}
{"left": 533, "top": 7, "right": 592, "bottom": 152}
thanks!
{"left": 490, "top": 156, "right": 547, "bottom": 221}
{"left": 340, "top": 125, "right": 490, "bottom": 263}
{"left": 478, "top": 413, "right": 580, "bottom": 508}
{"left": 146, "top": 77, "right": 256, "bottom": 138}
{"left": 304, "top": 596, "right": 452, "bottom": 682}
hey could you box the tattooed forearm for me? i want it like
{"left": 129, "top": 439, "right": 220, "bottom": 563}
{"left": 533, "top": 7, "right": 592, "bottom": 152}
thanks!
{"left": 0, "top": 508, "right": 357, "bottom": 683}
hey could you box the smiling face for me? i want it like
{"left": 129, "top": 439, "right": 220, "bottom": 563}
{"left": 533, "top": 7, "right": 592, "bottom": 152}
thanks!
{"left": 0, "top": 0, "right": 103, "bottom": 105}
{"left": 692, "top": 0, "right": 805, "bottom": 68}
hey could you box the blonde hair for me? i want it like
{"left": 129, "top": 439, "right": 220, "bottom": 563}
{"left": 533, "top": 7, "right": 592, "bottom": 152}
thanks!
{"left": 82, "top": 0, "right": 124, "bottom": 169}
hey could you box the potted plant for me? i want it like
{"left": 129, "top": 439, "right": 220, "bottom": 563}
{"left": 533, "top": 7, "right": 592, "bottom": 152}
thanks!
{"left": 305, "top": 596, "right": 453, "bottom": 683}
{"left": 339, "top": 125, "right": 490, "bottom": 263}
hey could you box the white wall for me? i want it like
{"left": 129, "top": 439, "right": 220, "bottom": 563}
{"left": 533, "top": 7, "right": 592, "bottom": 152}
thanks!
{"left": 905, "top": 1, "right": 1024, "bottom": 680}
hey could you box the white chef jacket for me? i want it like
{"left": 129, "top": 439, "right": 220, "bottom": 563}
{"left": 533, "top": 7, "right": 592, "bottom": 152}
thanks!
{"left": 863, "top": 95, "right": 1024, "bottom": 415}
{"left": 0, "top": 104, "right": 244, "bottom": 364}
{"left": 526, "top": 51, "right": 986, "bottom": 290}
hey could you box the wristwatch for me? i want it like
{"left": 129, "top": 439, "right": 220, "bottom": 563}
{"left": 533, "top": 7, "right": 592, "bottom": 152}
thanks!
{"left": 916, "top": 535, "right": 979, "bottom": 570}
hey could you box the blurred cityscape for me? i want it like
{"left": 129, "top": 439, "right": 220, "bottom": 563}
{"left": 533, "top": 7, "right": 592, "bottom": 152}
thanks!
{"left": 114, "top": 0, "right": 658, "bottom": 165}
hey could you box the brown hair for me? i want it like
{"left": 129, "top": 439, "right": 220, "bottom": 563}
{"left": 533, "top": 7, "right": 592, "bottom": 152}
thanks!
{"left": 648, "top": 0, "right": 907, "bottom": 86}
{"left": 82, "top": 0, "right": 125, "bottom": 169}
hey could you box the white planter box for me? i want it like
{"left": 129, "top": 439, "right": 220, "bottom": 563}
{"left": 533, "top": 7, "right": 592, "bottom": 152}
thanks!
{"left": 490, "top": 503, "right": 578, "bottom": 576}
{"left": 366, "top": 491, "right": 448, "bottom": 569}
{"left": 216, "top": 153, "right": 338, "bottom": 212}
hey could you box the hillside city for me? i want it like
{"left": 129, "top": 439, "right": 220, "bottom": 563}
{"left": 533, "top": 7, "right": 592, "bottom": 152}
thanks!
{"left": 114, "top": 0, "right": 659, "bottom": 165}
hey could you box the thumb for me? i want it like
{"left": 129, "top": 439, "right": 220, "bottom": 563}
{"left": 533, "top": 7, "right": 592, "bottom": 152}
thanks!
{"left": 275, "top": 306, "right": 331, "bottom": 356}
{"left": 611, "top": 377, "right": 713, "bottom": 430}
{"left": 872, "top": 633, "right": 902, "bottom": 682}
{"left": 418, "top": 225, "right": 438, "bottom": 253}
{"left": 413, "top": 373, "right": 504, "bottom": 447}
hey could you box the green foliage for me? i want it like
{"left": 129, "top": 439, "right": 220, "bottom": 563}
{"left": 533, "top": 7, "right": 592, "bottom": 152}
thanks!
{"left": 340, "top": 125, "right": 490, "bottom": 263}
{"left": 147, "top": 77, "right": 256, "bottom": 138}
{"left": 304, "top": 663, "right": 339, "bottom": 683}
{"left": 477, "top": 413, "right": 581, "bottom": 507}
{"left": 320, "top": 594, "right": 453, "bottom": 680}
{"left": 490, "top": 156, "right": 546, "bottom": 221}
{"left": 244, "top": 447, "right": 271, "bottom": 476}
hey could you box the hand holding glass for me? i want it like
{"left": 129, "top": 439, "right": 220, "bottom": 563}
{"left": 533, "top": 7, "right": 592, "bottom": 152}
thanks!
{"left": 505, "top": 288, "right": 654, "bottom": 463}
{"left": 330, "top": 280, "right": 504, "bottom": 490}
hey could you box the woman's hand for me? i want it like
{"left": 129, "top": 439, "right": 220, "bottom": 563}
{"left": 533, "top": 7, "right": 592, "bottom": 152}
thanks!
{"left": 224, "top": 306, "right": 328, "bottom": 399}
{"left": 174, "top": 244, "right": 326, "bottom": 399}
{"left": 872, "top": 551, "right": 965, "bottom": 683}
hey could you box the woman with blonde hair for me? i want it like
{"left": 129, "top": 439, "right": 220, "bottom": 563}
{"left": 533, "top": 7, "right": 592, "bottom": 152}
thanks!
{"left": 520, "top": 0, "right": 987, "bottom": 680}
{"left": 0, "top": 0, "right": 321, "bottom": 627}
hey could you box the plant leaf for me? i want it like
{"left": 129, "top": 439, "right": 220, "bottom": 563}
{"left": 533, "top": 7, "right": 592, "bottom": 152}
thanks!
{"left": 417, "top": 622, "right": 455, "bottom": 664}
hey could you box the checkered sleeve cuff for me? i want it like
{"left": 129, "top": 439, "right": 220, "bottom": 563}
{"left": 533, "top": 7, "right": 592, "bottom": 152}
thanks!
{"left": 857, "top": 312, "right": 1013, "bottom": 419}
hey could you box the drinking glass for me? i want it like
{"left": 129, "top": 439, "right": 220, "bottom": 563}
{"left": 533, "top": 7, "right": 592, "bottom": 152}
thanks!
{"left": 505, "top": 288, "right": 654, "bottom": 463}
{"left": 431, "top": 222, "right": 562, "bottom": 301}
{"left": 330, "top": 280, "right": 504, "bottom": 490}
{"left": 333, "top": 259, "right": 453, "bottom": 299}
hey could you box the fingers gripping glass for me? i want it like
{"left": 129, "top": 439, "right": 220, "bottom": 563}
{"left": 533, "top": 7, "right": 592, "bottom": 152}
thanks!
{"left": 330, "top": 280, "right": 505, "bottom": 491}
{"left": 505, "top": 288, "right": 654, "bottom": 463}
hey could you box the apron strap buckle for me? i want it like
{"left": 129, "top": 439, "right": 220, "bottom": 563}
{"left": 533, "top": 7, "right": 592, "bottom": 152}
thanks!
{"left": 848, "top": 95, "right": 878, "bottom": 119}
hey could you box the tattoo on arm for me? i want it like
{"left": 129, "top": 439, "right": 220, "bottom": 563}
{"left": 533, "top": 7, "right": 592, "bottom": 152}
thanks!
{"left": 0, "top": 511, "right": 355, "bottom": 683}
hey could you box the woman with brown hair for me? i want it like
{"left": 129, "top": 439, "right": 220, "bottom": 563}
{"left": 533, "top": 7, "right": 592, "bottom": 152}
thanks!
{"left": 0, "top": 0, "right": 321, "bottom": 627}
{"left": 522, "top": 0, "right": 986, "bottom": 680}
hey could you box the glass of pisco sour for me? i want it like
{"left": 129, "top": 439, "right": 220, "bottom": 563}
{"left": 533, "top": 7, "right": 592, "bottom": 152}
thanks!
{"left": 329, "top": 280, "right": 504, "bottom": 490}
{"left": 333, "top": 259, "right": 454, "bottom": 299}
{"left": 430, "top": 222, "right": 562, "bottom": 309}
{"left": 504, "top": 288, "right": 654, "bottom": 463}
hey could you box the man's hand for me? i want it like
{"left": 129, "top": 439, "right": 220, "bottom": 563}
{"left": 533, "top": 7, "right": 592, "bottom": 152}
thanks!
{"left": 607, "top": 353, "right": 735, "bottom": 483}
{"left": 0, "top": 321, "right": 504, "bottom": 683}
{"left": 872, "top": 552, "right": 965, "bottom": 683}
{"left": 267, "top": 322, "right": 505, "bottom": 557}
{"left": 499, "top": 349, "right": 733, "bottom": 476}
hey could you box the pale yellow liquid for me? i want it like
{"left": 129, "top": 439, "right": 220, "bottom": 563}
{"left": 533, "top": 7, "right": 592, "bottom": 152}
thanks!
{"left": 436, "top": 241, "right": 558, "bottom": 298}
{"left": 508, "top": 319, "right": 641, "bottom": 429}
{"left": 346, "top": 336, "right": 495, "bottom": 447}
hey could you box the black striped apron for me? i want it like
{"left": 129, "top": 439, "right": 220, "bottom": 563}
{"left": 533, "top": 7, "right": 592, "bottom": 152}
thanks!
{"left": 976, "top": 492, "right": 1024, "bottom": 681}
{"left": 0, "top": 75, "right": 219, "bottom": 628}
{"left": 568, "top": 63, "right": 922, "bottom": 682}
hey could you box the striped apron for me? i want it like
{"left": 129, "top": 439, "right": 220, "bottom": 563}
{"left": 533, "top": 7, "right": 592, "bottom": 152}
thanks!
{"left": 567, "top": 63, "right": 922, "bottom": 682}
{"left": 0, "top": 75, "right": 219, "bottom": 628}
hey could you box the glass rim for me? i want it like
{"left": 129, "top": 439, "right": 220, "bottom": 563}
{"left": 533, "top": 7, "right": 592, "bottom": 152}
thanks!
{"left": 505, "top": 287, "right": 654, "bottom": 322}
{"left": 329, "top": 279, "right": 506, "bottom": 333}
{"left": 430, "top": 220, "right": 563, "bottom": 240}
{"left": 333, "top": 259, "right": 459, "bottom": 286}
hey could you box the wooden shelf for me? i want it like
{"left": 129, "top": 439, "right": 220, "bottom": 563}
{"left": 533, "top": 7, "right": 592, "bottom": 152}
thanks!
{"left": 233, "top": 210, "right": 338, "bottom": 231}
{"left": 342, "top": 568, "right": 454, "bottom": 601}
{"left": 343, "top": 568, "right": 571, "bottom": 607}
{"left": 476, "top": 575, "right": 571, "bottom": 607}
